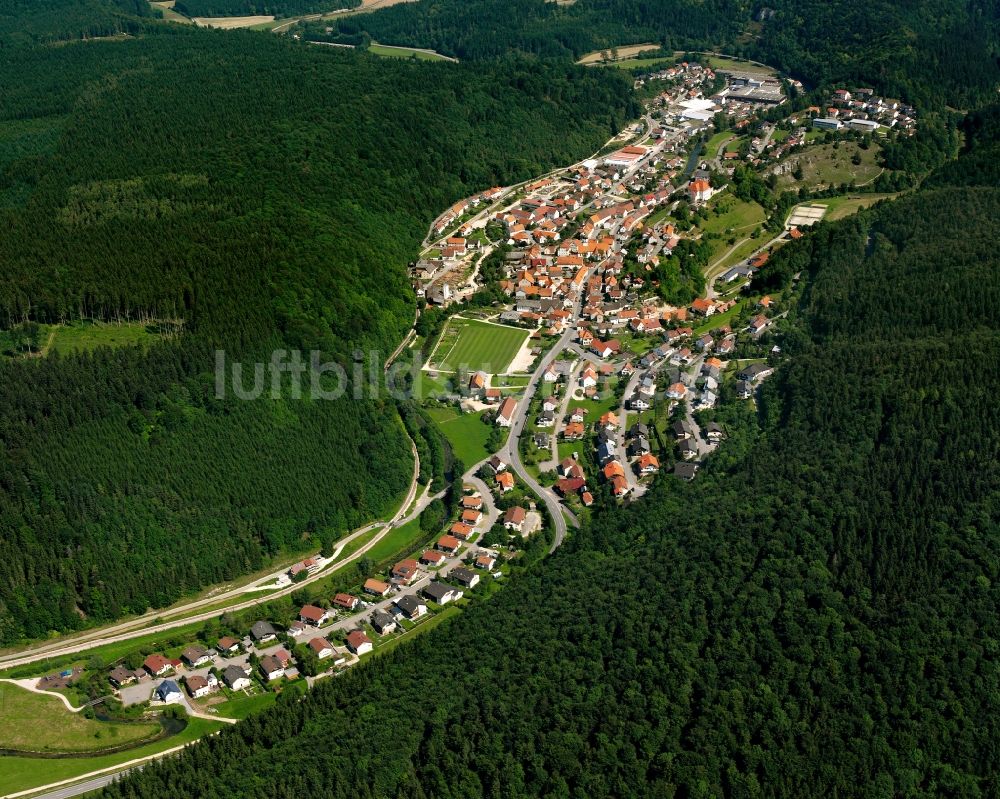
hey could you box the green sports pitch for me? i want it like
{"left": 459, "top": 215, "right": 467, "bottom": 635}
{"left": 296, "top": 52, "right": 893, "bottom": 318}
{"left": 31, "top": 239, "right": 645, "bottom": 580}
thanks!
{"left": 430, "top": 318, "right": 529, "bottom": 374}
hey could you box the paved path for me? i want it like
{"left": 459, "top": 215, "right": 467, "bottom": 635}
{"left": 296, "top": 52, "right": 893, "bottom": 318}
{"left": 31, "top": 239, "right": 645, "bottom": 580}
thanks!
{"left": 0, "top": 677, "right": 85, "bottom": 712}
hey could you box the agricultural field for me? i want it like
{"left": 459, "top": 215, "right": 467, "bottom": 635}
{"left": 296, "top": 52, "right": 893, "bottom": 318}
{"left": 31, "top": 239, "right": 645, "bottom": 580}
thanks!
{"left": 148, "top": 0, "right": 193, "bottom": 23}
{"left": 576, "top": 43, "right": 660, "bottom": 65}
{"left": 0, "top": 683, "right": 160, "bottom": 754}
{"left": 425, "top": 405, "right": 493, "bottom": 466}
{"left": 428, "top": 317, "right": 529, "bottom": 374}
{"left": 775, "top": 141, "right": 883, "bottom": 191}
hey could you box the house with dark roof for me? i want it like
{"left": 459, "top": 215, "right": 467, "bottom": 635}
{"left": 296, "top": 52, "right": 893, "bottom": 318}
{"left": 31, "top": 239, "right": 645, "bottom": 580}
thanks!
{"left": 395, "top": 594, "right": 428, "bottom": 619}
{"left": 250, "top": 621, "right": 277, "bottom": 643}
{"left": 371, "top": 610, "right": 397, "bottom": 635}
{"left": 259, "top": 655, "right": 285, "bottom": 681}
{"left": 423, "top": 581, "right": 463, "bottom": 605}
{"left": 674, "top": 462, "right": 699, "bottom": 481}
{"left": 222, "top": 664, "right": 252, "bottom": 691}
{"left": 109, "top": 666, "right": 136, "bottom": 688}
{"left": 449, "top": 567, "right": 480, "bottom": 589}
{"left": 154, "top": 680, "right": 183, "bottom": 704}
{"left": 182, "top": 645, "right": 212, "bottom": 668}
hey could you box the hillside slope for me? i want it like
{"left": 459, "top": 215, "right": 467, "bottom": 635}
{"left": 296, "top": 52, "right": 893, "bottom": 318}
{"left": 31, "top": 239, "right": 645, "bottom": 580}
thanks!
{"left": 0, "top": 8, "right": 638, "bottom": 642}
{"left": 100, "top": 114, "right": 1000, "bottom": 799}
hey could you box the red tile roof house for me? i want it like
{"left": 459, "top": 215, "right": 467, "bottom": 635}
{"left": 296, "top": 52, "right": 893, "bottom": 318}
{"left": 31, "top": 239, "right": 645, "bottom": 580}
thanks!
{"left": 436, "top": 535, "right": 461, "bottom": 555}
{"left": 391, "top": 558, "right": 421, "bottom": 585}
{"left": 363, "top": 578, "right": 391, "bottom": 597}
{"left": 461, "top": 495, "right": 483, "bottom": 510}
{"left": 309, "top": 638, "right": 335, "bottom": 660}
{"left": 346, "top": 630, "right": 373, "bottom": 656}
{"left": 218, "top": 636, "right": 240, "bottom": 654}
{"left": 333, "top": 593, "right": 359, "bottom": 611}
{"left": 300, "top": 604, "right": 333, "bottom": 626}
{"left": 273, "top": 648, "right": 293, "bottom": 668}
{"left": 503, "top": 506, "right": 527, "bottom": 532}
{"left": 450, "top": 521, "right": 475, "bottom": 539}
{"left": 421, "top": 550, "right": 446, "bottom": 566}
{"left": 143, "top": 654, "right": 172, "bottom": 677}
{"left": 496, "top": 471, "right": 515, "bottom": 493}
{"left": 496, "top": 396, "right": 518, "bottom": 427}
{"left": 461, "top": 508, "right": 482, "bottom": 525}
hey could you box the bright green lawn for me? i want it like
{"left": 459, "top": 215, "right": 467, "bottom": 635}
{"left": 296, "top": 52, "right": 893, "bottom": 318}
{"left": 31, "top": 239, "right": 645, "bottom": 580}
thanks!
{"left": 368, "top": 44, "right": 451, "bottom": 62}
{"left": 705, "top": 130, "right": 735, "bottom": 155}
{"left": 693, "top": 299, "right": 747, "bottom": 335}
{"left": 0, "top": 716, "right": 223, "bottom": 796}
{"left": 432, "top": 318, "right": 528, "bottom": 374}
{"left": 212, "top": 690, "right": 276, "bottom": 720}
{"left": 365, "top": 517, "right": 429, "bottom": 566}
{"left": 426, "top": 405, "right": 493, "bottom": 466}
{"left": 704, "top": 55, "right": 776, "bottom": 77}
{"left": 0, "top": 684, "right": 160, "bottom": 753}
{"left": 700, "top": 193, "right": 766, "bottom": 237}
{"left": 49, "top": 320, "right": 158, "bottom": 356}
{"left": 818, "top": 192, "right": 901, "bottom": 221}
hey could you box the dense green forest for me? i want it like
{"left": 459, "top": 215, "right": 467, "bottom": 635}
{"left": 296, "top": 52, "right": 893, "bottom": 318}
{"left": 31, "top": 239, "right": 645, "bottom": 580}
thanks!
{"left": 0, "top": 6, "right": 637, "bottom": 642}
{"left": 173, "top": 0, "right": 357, "bottom": 18}
{"left": 329, "top": 0, "right": 1000, "bottom": 109}
{"left": 100, "top": 113, "right": 1000, "bottom": 799}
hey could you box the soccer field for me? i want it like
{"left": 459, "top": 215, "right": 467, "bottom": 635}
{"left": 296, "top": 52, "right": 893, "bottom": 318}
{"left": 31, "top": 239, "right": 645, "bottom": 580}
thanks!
{"left": 431, "top": 318, "right": 529, "bottom": 374}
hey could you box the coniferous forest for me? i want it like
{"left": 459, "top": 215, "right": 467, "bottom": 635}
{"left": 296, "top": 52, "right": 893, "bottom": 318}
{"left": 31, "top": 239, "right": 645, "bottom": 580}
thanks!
{"left": 1, "top": 0, "right": 1000, "bottom": 795}
{"left": 101, "top": 111, "right": 1000, "bottom": 799}
{"left": 0, "top": 5, "right": 637, "bottom": 642}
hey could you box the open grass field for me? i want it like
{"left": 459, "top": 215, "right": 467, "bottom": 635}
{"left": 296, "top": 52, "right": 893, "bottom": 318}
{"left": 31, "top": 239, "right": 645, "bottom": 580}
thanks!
{"left": 602, "top": 56, "right": 675, "bottom": 70}
{"left": 212, "top": 689, "right": 276, "bottom": 720}
{"left": 364, "top": 517, "right": 429, "bottom": 567}
{"left": 577, "top": 43, "right": 660, "bottom": 65}
{"left": 429, "top": 317, "right": 529, "bottom": 374}
{"left": 775, "top": 142, "right": 883, "bottom": 191}
{"left": 709, "top": 234, "right": 765, "bottom": 275}
{"left": 705, "top": 130, "right": 736, "bottom": 155}
{"left": 0, "top": 684, "right": 160, "bottom": 754}
{"left": 693, "top": 298, "right": 747, "bottom": 335}
{"left": 49, "top": 320, "right": 160, "bottom": 356}
{"left": 699, "top": 192, "right": 767, "bottom": 263}
{"left": 413, "top": 370, "right": 455, "bottom": 400}
{"left": 369, "top": 605, "right": 461, "bottom": 658}
{"left": 703, "top": 55, "right": 776, "bottom": 77}
{"left": 425, "top": 405, "right": 493, "bottom": 466}
{"left": 368, "top": 43, "right": 453, "bottom": 62}
{"left": 1, "top": 320, "right": 166, "bottom": 360}
{"left": 820, "top": 192, "right": 901, "bottom": 221}
{"left": 192, "top": 15, "right": 274, "bottom": 27}
{"left": 148, "top": 1, "right": 193, "bottom": 23}
{"left": 0, "top": 716, "right": 223, "bottom": 796}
